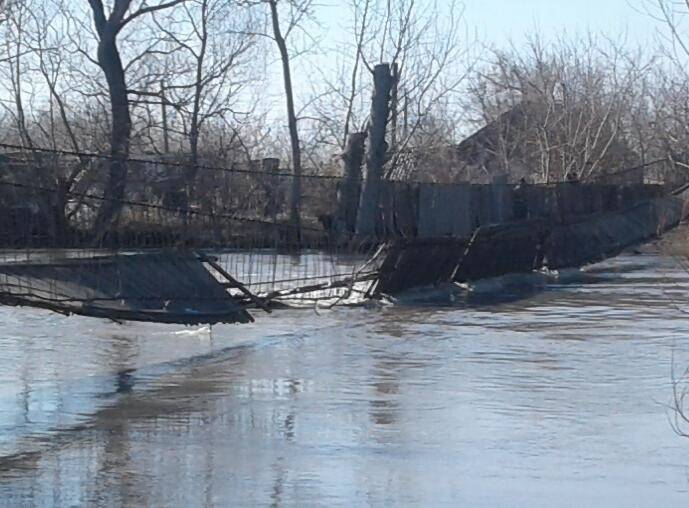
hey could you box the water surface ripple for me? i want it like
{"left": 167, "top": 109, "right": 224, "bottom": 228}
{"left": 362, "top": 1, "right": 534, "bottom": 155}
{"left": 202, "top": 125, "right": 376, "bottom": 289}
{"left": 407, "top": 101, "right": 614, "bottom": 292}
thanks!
{"left": 1, "top": 253, "right": 689, "bottom": 506}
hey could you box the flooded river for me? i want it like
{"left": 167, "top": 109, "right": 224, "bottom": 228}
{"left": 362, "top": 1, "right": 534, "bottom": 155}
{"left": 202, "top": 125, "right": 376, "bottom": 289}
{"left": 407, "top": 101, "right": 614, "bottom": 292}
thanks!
{"left": 2, "top": 252, "right": 689, "bottom": 506}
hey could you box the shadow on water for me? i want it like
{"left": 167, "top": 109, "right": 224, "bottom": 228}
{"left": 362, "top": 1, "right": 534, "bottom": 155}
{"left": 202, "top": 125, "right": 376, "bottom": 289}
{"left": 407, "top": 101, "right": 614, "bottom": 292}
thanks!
{"left": 0, "top": 341, "right": 261, "bottom": 473}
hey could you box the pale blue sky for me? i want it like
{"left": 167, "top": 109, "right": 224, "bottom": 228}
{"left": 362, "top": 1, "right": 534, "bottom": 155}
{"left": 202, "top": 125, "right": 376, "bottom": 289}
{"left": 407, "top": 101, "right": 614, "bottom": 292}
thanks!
{"left": 315, "top": 0, "right": 659, "bottom": 50}
{"left": 461, "top": 0, "right": 654, "bottom": 45}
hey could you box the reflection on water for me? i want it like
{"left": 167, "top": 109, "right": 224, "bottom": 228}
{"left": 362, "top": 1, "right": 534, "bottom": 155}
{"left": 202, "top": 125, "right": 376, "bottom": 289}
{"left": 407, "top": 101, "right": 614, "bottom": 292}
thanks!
{"left": 2, "top": 253, "right": 689, "bottom": 506}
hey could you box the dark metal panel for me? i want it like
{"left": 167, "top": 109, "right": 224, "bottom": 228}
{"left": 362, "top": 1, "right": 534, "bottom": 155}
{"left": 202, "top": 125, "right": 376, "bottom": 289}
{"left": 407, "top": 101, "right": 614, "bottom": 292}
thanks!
{"left": 0, "top": 252, "right": 253, "bottom": 325}
{"left": 374, "top": 237, "right": 467, "bottom": 296}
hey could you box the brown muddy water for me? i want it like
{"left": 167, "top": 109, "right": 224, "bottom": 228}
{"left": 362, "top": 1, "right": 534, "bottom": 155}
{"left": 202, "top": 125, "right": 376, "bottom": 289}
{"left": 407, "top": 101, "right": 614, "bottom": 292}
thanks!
{"left": 2, "top": 251, "right": 689, "bottom": 506}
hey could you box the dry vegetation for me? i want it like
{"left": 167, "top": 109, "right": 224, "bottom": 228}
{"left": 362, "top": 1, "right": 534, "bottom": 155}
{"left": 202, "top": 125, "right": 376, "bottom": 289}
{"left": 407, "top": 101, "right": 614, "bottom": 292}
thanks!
{"left": 1, "top": 1, "right": 689, "bottom": 178}
{"left": 1, "top": 1, "right": 689, "bottom": 232}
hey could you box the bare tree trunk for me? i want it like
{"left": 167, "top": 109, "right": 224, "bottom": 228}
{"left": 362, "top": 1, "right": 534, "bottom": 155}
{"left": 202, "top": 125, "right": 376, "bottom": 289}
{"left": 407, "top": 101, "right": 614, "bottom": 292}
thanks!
{"left": 187, "top": 0, "right": 208, "bottom": 190}
{"left": 94, "top": 33, "right": 131, "bottom": 238}
{"left": 356, "top": 63, "right": 393, "bottom": 238}
{"left": 88, "top": 0, "right": 132, "bottom": 241}
{"left": 187, "top": 67, "right": 203, "bottom": 204}
{"left": 336, "top": 131, "right": 366, "bottom": 235}
{"left": 88, "top": 0, "right": 186, "bottom": 241}
{"left": 269, "top": 0, "right": 301, "bottom": 243}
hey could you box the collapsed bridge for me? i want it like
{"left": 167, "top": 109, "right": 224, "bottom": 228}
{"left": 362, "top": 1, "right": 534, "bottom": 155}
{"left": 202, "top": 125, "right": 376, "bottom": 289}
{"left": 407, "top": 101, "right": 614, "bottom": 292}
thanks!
{"left": 0, "top": 144, "right": 687, "bottom": 324}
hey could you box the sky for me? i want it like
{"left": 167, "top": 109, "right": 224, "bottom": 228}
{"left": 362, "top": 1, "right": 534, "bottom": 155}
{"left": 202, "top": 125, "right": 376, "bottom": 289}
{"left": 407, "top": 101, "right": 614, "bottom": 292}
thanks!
{"left": 302, "top": 0, "right": 669, "bottom": 94}
{"left": 316, "top": 0, "right": 662, "bottom": 51}
{"left": 461, "top": 0, "right": 656, "bottom": 46}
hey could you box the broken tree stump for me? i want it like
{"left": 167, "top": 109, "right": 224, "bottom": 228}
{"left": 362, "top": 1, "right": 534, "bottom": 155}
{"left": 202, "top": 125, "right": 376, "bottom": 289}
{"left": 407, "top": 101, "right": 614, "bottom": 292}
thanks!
{"left": 356, "top": 63, "right": 393, "bottom": 238}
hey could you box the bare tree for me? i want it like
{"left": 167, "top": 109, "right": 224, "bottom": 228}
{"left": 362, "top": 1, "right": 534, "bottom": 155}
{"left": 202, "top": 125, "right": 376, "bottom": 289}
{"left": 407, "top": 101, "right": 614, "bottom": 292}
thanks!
{"left": 150, "top": 0, "right": 257, "bottom": 188}
{"left": 86, "top": 0, "right": 185, "bottom": 239}
{"left": 0, "top": 0, "right": 8, "bottom": 36}
{"left": 1, "top": 0, "right": 33, "bottom": 147}
{"left": 461, "top": 36, "right": 651, "bottom": 183}
{"left": 306, "top": 0, "right": 471, "bottom": 180}
{"left": 0, "top": 0, "right": 11, "bottom": 32}
{"left": 266, "top": 0, "right": 313, "bottom": 239}
{"left": 641, "top": 1, "right": 689, "bottom": 182}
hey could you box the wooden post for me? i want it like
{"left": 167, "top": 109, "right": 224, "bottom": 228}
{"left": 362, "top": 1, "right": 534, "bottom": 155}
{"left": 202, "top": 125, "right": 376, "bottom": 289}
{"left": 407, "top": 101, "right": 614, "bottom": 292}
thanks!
{"left": 356, "top": 63, "right": 393, "bottom": 238}
{"left": 336, "top": 132, "right": 366, "bottom": 235}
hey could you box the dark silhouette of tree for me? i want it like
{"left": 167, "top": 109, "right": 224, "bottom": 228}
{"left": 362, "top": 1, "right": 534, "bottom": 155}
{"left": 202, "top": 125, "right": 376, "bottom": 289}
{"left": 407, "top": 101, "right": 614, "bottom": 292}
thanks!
{"left": 86, "top": 0, "right": 185, "bottom": 240}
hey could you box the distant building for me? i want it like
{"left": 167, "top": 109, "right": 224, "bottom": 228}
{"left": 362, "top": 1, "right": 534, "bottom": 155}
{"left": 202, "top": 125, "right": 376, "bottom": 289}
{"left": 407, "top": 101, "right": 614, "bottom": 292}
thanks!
{"left": 397, "top": 101, "right": 642, "bottom": 185}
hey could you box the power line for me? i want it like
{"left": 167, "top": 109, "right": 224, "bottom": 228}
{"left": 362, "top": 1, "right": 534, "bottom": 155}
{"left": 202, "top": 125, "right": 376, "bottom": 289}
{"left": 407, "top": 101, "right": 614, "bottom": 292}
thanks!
{"left": 0, "top": 180, "right": 323, "bottom": 233}
{"left": 0, "top": 141, "right": 674, "bottom": 187}
{"left": 0, "top": 142, "right": 344, "bottom": 181}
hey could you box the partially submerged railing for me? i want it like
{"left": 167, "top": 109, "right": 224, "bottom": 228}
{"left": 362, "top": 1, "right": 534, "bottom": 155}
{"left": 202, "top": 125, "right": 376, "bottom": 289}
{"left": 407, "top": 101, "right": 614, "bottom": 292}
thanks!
{"left": 0, "top": 143, "right": 683, "bottom": 323}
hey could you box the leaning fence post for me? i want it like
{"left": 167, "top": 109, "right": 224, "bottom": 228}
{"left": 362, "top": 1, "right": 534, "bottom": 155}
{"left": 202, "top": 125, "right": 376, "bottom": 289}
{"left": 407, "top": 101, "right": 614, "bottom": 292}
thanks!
{"left": 356, "top": 63, "right": 393, "bottom": 238}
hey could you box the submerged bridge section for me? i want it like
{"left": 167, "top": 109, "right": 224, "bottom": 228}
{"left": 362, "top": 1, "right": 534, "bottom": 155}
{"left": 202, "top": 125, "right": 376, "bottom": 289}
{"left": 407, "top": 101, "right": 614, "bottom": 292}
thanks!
{"left": 372, "top": 184, "right": 689, "bottom": 296}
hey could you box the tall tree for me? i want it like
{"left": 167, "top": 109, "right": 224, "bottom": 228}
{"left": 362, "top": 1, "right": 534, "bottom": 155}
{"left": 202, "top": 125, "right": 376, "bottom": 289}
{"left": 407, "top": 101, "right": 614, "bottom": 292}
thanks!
{"left": 307, "top": 0, "right": 470, "bottom": 178}
{"left": 86, "top": 0, "right": 185, "bottom": 239}
{"left": 259, "top": 0, "right": 313, "bottom": 241}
